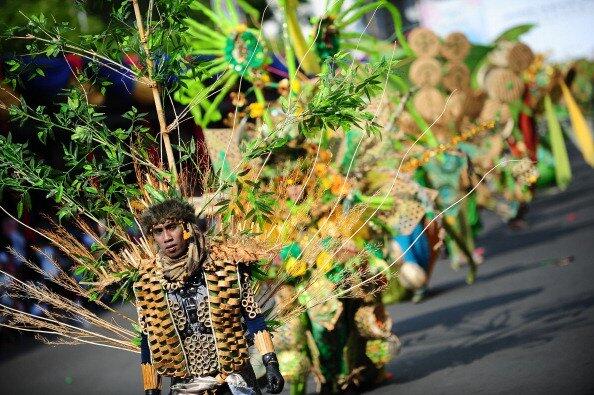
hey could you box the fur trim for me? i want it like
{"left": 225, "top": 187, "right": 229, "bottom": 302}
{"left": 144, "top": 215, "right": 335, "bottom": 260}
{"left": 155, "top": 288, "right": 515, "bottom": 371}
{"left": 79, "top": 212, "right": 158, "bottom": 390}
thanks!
{"left": 140, "top": 199, "right": 196, "bottom": 234}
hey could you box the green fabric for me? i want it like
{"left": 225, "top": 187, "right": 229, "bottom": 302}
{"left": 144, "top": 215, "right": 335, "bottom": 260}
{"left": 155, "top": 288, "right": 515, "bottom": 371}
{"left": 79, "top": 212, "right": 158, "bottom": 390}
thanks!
{"left": 314, "top": 17, "right": 340, "bottom": 61}
{"left": 424, "top": 153, "right": 464, "bottom": 216}
{"left": 466, "top": 192, "right": 482, "bottom": 237}
{"left": 280, "top": 242, "right": 302, "bottom": 261}
{"left": 544, "top": 94, "right": 572, "bottom": 189}
{"left": 536, "top": 145, "right": 557, "bottom": 187}
{"left": 413, "top": 167, "right": 428, "bottom": 187}
{"left": 310, "top": 315, "right": 348, "bottom": 383}
{"left": 290, "top": 380, "right": 306, "bottom": 395}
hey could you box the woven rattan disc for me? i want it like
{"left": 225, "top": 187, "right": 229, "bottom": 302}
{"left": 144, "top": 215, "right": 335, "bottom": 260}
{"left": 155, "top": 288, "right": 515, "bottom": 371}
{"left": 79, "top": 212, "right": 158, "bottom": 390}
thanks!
{"left": 459, "top": 116, "right": 473, "bottom": 134}
{"left": 479, "top": 98, "right": 511, "bottom": 122}
{"left": 475, "top": 63, "right": 494, "bottom": 90}
{"left": 446, "top": 90, "right": 467, "bottom": 121}
{"left": 409, "top": 27, "right": 440, "bottom": 58}
{"left": 409, "top": 57, "right": 441, "bottom": 87}
{"left": 413, "top": 87, "right": 446, "bottom": 122}
{"left": 490, "top": 41, "right": 535, "bottom": 73}
{"left": 398, "top": 111, "right": 420, "bottom": 134}
{"left": 442, "top": 62, "right": 470, "bottom": 92}
{"left": 440, "top": 32, "right": 470, "bottom": 61}
{"left": 485, "top": 68, "right": 524, "bottom": 102}
{"left": 463, "top": 89, "right": 486, "bottom": 119}
{"left": 506, "top": 42, "right": 535, "bottom": 73}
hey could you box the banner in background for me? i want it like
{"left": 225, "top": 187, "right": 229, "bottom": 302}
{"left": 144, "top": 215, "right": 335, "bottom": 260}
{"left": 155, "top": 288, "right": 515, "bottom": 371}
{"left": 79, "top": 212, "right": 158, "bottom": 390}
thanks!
{"left": 418, "top": 0, "right": 594, "bottom": 61}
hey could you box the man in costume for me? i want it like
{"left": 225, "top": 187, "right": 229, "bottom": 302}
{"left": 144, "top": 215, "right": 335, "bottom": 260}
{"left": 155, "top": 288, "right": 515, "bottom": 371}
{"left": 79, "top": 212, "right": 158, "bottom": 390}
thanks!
{"left": 135, "top": 199, "right": 284, "bottom": 395}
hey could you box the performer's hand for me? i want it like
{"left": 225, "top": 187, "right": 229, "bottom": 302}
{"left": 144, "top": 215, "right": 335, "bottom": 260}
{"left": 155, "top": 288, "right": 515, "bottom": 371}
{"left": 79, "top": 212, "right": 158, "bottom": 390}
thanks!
{"left": 262, "top": 352, "right": 284, "bottom": 394}
{"left": 145, "top": 390, "right": 161, "bottom": 395}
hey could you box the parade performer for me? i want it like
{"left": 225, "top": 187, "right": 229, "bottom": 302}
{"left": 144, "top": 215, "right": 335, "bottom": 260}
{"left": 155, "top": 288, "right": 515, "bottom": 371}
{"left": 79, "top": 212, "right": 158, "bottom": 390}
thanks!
{"left": 135, "top": 198, "right": 284, "bottom": 395}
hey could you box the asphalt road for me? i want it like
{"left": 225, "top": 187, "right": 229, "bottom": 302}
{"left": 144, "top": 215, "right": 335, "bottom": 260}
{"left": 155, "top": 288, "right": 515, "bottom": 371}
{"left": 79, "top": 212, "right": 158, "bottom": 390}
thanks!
{"left": 1, "top": 151, "right": 594, "bottom": 395}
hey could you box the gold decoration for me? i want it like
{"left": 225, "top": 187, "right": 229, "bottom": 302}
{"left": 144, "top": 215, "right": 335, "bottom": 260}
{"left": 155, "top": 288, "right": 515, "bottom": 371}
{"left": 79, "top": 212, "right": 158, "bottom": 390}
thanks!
{"left": 401, "top": 120, "right": 496, "bottom": 173}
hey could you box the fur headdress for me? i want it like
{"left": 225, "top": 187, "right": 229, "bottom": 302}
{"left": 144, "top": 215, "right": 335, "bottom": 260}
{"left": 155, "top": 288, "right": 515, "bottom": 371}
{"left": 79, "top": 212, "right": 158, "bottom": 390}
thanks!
{"left": 140, "top": 199, "right": 196, "bottom": 234}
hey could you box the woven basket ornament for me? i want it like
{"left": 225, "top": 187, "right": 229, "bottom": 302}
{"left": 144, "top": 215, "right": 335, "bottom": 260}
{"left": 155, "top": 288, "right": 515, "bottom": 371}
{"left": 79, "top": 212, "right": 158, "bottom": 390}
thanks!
{"left": 353, "top": 305, "right": 393, "bottom": 340}
{"left": 397, "top": 111, "right": 420, "bottom": 135}
{"left": 440, "top": 32, "right": 470, "bottom": 61}
{"left": 463, "top": 89, "right": 487, "bottom": 120}
{"left": 442, "top": 62, "right": 470, "bottom": 92}
{"left": 413, "top": 87, "right": 446, "bottom": 122}
{"left": 485, "top": 68, "right": 524, "bottom": 103}
{"left": 489, "top": 41, "right": 535, "bottom": 73}
{"left": 409, "top": 57, "right": 442, "bottom": 87}
{"left": 479, "top": 98, "right": 511, "bottom": 123}
{"left": 408, "top": 28, "right": 440, "bottom": 58}
{"left": 505, "top": 42, "right": 535, "bottom": 73}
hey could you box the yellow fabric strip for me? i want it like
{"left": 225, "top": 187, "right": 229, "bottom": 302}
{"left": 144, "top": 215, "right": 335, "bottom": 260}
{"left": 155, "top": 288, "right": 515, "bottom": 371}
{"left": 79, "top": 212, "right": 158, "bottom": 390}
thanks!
{"left": 561, "top": 81, "right": 594, "bottom": 167}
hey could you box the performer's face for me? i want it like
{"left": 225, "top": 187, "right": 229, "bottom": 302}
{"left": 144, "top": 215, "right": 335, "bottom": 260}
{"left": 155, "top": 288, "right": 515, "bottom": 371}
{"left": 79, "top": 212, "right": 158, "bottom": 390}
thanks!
{"left": 152, "top": 220, "right": 189, "bottom": 259}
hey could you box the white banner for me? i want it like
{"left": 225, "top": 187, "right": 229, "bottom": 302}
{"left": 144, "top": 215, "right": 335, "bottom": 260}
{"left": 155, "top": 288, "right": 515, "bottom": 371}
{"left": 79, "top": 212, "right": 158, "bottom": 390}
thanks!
{"left": 419, "top": 0, "right": 594, "bottom": 61}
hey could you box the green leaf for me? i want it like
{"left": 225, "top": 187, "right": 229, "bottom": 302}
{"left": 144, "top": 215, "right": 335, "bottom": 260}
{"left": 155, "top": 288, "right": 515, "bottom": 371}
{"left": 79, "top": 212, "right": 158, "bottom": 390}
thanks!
{"left": 74, "top": 266, "right": 88, "bottom": 276}
{"left": 84, "top": 186, "right": 98, "bottom": 194}
{"left": 16, "top": 200, "right": 23, "bottom": 218}
{"left": 495, "top": 24, "right": 535, "bottom": 42}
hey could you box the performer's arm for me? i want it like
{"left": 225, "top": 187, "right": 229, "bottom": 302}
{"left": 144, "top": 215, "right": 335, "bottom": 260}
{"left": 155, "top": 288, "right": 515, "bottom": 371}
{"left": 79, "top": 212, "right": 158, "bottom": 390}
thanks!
{"left": 239, "top": 265, "right": 284, "bottom": 394}
{"left": 140, "top": 333, "right": 162, "bottom": 395}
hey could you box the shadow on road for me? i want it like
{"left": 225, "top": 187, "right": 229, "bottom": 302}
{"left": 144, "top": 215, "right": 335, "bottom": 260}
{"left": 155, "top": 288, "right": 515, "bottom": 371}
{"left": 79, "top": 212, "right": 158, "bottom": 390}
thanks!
{"left": 389, "top": 292, "right": 594, "bottom": 384}
{"left": 477, "top": 218, "right": 594, "bottom": 260}
{"left": 394, "top": 288, "right": 543, "bottom": 337}
{"left": 427, "top": 262, "right": 543, "bottom": 299}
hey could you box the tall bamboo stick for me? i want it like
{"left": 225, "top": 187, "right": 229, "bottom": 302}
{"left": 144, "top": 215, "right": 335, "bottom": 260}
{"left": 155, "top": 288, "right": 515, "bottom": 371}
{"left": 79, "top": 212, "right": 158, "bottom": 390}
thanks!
{"left": 131, "top": 0, "right": 179, "bottom": 181}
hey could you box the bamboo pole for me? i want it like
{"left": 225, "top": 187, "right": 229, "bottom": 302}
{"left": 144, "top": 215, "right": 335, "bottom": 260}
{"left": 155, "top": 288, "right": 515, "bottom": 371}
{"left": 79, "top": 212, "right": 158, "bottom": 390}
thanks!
{"left": 131, "top": 0, "right": 178, "bottom": 181}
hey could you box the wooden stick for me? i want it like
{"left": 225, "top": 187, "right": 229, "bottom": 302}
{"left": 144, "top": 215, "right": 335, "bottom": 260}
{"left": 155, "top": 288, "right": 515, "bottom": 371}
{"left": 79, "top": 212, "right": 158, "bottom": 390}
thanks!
{"left": 131, "top": 0, "right": 178, "bottom": 181}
